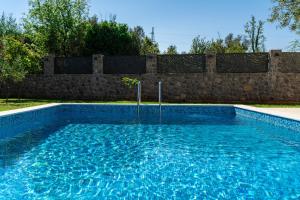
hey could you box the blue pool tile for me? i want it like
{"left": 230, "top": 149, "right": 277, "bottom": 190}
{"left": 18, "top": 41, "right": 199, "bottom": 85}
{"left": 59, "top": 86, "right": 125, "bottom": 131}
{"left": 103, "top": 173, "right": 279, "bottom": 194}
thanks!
{"left": 0, "top": 104, "right": 300, "bottom": 199}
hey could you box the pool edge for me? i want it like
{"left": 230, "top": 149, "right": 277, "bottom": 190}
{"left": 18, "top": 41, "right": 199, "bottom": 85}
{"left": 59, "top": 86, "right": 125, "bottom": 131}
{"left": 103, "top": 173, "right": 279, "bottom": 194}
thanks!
{"left": 0, "top": 103, "right": 61, "bottom": 118}
{"left": 234, "top": 105, "right": 300, "bottom": 123}
{"left": 1, "top": 103, "right": 300, "bottom": 124}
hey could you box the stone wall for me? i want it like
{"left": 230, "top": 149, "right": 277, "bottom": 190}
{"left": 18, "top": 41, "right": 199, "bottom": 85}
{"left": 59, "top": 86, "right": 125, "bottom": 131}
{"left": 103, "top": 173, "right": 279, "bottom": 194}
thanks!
{"left": 1, "top": 50, "right": 300, "bottom": 103}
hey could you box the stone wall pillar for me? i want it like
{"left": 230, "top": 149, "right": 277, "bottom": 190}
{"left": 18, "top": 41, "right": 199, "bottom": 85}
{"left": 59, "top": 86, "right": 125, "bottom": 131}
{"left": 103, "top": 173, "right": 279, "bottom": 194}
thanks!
{"left": 205, "top": 52, "right": 217, "bottom": 100}
{"left": 206, "top": 52, "right": 217, "bottom": 74}
{"left": 43, "top": 54, "right": 55, "bottom": 75}
{"left": 146, "top": 54, "right": 157, "bottom": 74}
{"left": 93, "top": 54, "right": 104, "bottom": 74}
{"left": 268, "top": 50, "right": 282, "bottom": 100}
{"left": 269, "top": 50, "right": 282, "bottom": 73}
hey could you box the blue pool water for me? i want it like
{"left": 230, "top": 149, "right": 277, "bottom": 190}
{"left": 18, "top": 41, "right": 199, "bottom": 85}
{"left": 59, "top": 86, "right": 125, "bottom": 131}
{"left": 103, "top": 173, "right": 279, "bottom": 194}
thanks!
{"left": 0, "top": 105, "right": 300, "bottom": 199}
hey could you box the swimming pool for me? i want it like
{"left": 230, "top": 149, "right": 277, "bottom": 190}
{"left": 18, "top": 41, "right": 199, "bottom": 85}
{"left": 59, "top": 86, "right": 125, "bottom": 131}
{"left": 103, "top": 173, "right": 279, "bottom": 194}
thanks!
{"left": 0, "top": 104, "right": 300, "bottom": 199}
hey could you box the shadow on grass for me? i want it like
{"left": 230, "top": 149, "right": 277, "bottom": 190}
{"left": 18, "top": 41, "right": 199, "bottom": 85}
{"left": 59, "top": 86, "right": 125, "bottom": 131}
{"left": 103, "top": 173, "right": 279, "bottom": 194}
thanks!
{"left": 0, "top": 99, "right": 55, "bottom": 104}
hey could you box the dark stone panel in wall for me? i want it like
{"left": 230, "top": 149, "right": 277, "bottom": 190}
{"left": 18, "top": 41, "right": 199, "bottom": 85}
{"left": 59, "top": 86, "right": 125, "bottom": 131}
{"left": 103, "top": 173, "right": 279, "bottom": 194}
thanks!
{"left": 278, "top": 53, "right": 300, "bottom": 73}
{"left": 103, "top": 56, "right": 146, "bottom": 74}
{"left": 216, "top": 53, "right": 269, "bottom": 73}
{"left": 54, "top": 57, "right": 93, "bottom": 74}
{"left": 157, "top": 54, "right": 206, "bottom": 73}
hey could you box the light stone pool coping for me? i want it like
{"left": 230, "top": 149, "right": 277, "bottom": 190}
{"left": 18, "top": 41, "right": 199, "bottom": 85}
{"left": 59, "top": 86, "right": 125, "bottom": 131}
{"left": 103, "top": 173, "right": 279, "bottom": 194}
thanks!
{"left": 0, "top": 103, "right": 300, "bottom": 123}
{"left": 0, "top": 103, "right": 61, "bottom": 117}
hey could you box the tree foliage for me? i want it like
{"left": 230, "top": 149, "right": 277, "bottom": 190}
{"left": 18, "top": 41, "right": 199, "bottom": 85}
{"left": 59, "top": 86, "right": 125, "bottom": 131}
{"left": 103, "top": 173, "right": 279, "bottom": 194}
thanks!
{"left": 224, "top": 33, "right": 249, "bottom": 53}
{"left": 3, "top": 0, "right": 162, "bottom": 57}
{"left": 0, "top": 12, "right": 21, "bottom": 37}
{"left": 190, "top": 36, "right": 210, "bottom": 54}
{"left": 245, "top": 16, "right": 266, "bottom": 52}
{"left": 0, "top": 13, "right": 42, "bottom": 86}
{"left": 191, "top": 17, "right": 266, "bottom": 54}
{"left": 131, "top": 26, "right": 160, "bottom": 55}
{"left": 0, "top": 36, "right": 43, "bottom": 83}
{"left": 24, "top": 0, "right": 89, "bottom": 56}
{"left": 207, "top": 38, "right": 226, "bottom": 53}
{"left": 85, "top": 19, "right": 140, "bottom": 55}
{"left": 130, "top": 26, "right": 145, "bottom": 55}
{"left": 269, "top": 0, "right": 300, "bottom": 34}
{"left": 288, "top": 39, "right": 300, "bottom": 51}
{"left": 139, "top": 37, "right": 160, "bottom": 55}
{"left": 84, "top": 21, "right": 160, "bottom": 55}
{"left": 164, "top": 45, "right": 178, "bottom": 54}
{"left": 190, "top": 34, "right": 249, "bottom": 54}
{"left": 121, "top": 77, "right": 139, "bottom": 89}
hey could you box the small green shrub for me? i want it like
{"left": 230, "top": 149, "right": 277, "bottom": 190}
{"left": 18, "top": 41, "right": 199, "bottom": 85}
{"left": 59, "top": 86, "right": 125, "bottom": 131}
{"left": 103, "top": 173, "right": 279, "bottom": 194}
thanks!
{"left": 121, "top": 77, "right": 139, "bottom": 89}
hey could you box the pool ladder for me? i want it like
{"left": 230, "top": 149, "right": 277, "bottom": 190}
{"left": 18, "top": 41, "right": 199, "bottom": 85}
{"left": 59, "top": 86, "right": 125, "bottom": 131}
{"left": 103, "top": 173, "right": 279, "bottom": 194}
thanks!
{"left": 158, "top": 81, "right": 162, "bottom": 122}
{"left": 136, "top": 81, "right": 162, "bottom": 121}
{"left": 137, "top": 81, "right": 141, "bottom": 117}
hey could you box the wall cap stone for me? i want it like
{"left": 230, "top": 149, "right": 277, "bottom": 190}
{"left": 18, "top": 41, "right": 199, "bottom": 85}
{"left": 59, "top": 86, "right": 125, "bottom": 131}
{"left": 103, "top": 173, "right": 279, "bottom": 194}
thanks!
{"left": 270, "top": 49, "right": 282, "bottom": 57}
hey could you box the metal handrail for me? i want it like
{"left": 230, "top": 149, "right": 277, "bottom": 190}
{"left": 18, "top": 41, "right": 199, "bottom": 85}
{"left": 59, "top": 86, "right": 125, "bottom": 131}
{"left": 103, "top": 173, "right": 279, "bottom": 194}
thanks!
{"left": 137, "top": 81, "right": 141, "bottom": 117}
{"left": 158, "top": 81, "right": 162, "bottom": 121}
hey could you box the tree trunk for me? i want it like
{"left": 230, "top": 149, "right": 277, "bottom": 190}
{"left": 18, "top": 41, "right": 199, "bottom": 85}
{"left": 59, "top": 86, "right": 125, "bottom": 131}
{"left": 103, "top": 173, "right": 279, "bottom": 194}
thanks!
{"left": 17, "top": 83, "right": 21, "bottom": 102}
{"left": 5, "top": 84, "right": 9, "bottom": 104}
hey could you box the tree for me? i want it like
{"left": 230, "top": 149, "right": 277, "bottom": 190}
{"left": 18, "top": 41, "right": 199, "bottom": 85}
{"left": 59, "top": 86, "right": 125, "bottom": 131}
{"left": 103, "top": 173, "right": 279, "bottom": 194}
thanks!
{"left": 190, "top": 36, "right": 210, "bottom": 54}
{"left": 0, "top": 36, "right": 43, "bottom": 101}
{"left": 24, "top": 0, "right": 89, "bottom": 56}
{"left": 269, "top": 0, "right": 299, "bottom": 52}
{"left": 0, "top": 13, "right": 20, "bottom": 38}
{"left": 288, "top": 40, "right": 300, "bottom": 51}
{"left": 0, "top": 13, "right": 43, "bottom": 101}
{"left": 132, "top": 26, "right": 145, "bottom": 39}
{"left": 140, "top": 37, "right": 160, "bottom": 54}
{"left": 130, "top": 26, "right": 145, "bottom": 54}
{"left": 130, "top": 26, "right": 160, "bottom": 55}
{"left": 85, "top": 20, "right": 140, "bottom": 55}
{"left": 224, "top": 33, "right": 249, "bottom": 53}
{"left": 190, "top": 34, "right": 249, "bottom": 54}
{"left": 164, "top": 45, "right": 178, "bottom": 54}
{"left": 245, "top": 16, "right": 266, "bottom": 52}
{"left": 0, "top": 13, "right": 21, "bottom": 67}
{"left": 269, "top": 0, "right": 300, "bottom": 34}
{"left": 207, "top": 38, "right": 226, "bottom": 53}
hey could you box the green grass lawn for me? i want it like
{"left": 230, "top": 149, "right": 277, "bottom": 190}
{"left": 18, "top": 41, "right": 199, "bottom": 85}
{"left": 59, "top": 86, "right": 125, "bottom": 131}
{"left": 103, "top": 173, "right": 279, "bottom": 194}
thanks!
{"left": 0, "top": 99, "right": 55, "bottom": 111}
{"left": 1, "top": 98, "right": 300, "bottom": 112}
{"left": 0, "top": 99, "right": 157, "bottom": 111}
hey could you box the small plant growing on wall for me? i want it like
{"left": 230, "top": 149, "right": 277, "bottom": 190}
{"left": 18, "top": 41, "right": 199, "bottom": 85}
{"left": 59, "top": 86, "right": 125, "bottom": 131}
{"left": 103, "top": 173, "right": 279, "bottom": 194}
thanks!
{"left": 121, "top": 77, "right": 140, "bottom": 101}
{"left": 121, "top": 77, "right": 139, "bottom": 89}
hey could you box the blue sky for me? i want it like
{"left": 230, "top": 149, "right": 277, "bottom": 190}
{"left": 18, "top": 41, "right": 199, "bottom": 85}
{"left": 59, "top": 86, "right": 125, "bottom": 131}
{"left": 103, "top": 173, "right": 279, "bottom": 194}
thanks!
{"left": 1, "top": 0, "right": 298, "bottom": 52}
